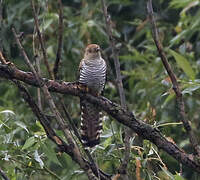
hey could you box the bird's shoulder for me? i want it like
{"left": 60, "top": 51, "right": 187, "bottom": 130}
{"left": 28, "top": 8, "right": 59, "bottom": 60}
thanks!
{"left": 78, "top": 59, "right": 85, "bottom": 72}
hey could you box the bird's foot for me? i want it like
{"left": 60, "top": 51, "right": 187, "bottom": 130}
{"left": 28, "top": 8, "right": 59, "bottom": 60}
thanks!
{"left": 78, "top": 83, "right": 89, "bottom": 93}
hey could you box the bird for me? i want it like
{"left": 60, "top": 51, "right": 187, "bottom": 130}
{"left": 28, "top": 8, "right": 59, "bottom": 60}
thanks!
{"left": 78, "top": 44, "right": 107, "bottom": 147}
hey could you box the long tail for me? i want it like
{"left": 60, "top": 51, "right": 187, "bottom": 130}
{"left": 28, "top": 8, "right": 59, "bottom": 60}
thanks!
{"left": 80, "top": 98, "right": 102, "bottom": 147}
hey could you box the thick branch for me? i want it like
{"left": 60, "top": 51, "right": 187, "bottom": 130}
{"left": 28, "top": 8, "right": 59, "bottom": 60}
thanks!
{"left": 147, "top": 0, "right": 200, "bottom": 156}
{"left": 0, "top": 64, "right": 200, "bottom": 173}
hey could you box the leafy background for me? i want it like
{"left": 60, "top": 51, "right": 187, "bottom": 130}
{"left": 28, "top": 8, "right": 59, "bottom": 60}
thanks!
{"left": 1, "top": 0, "right": 200, "bottom": 179}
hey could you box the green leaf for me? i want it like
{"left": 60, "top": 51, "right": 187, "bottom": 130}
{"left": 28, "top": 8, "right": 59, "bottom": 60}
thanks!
{"left": 34, "top": 150, "right": 44, "bottom": 168}
{"left": 160, "top": 166, "right": 175, "bottom": 180}
{"left": 15, "top": 121, "right": 29, "bottom": 133}
{"left": 161, "top": 93, "right": 175, "bottom": 108}
{"left": 170, "top": 0, "right": 194, "bottom": 8}
{"left": 174, "top": 174, "right": 186, "bottom": 180}
{"left": 0, "top": 110, "right": 15, "bottom": 115}
{"left": 41, "top": 142, "right": 62, "bottom": 167}
{"left": 170, "top": 50, "right": 195, "bottom": 80}
{"left": 182, "top": 85, "right": 200, "bottom": 95}
{"left": 35, "top": 120, "right": 45, "bottom": 132}
{"left": 22, "top": 136, "right": 36, "bottom": 150}
{"left": 39, "top": 19, "right": 54, "bottom": 31}
{"left": 169, "top": 30, "right": 187, "bottom": 47}
{"left": 0, "top": 119, "right": 11, "bottom": 129}
{"left": 181, "top": 1, "right": 199, "bottom": 15}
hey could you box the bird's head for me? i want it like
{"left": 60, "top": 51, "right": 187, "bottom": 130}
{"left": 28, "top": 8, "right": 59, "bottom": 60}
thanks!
{"left": 84, "top": 44, "right": 101, "bottom": 60}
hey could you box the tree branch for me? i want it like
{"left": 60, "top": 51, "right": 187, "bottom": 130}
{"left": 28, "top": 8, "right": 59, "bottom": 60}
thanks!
{"left": 101, "top": 0, "right": 126, "bottom": 108}
{"left": 12, "top": 79, "right": 110, "bottom": 180}
{"left": 31, "top": 0, "right": 54, "bottom": 79}
{"left": 0, "top": 0, "right": 2, "bottom": 23}
{"left": 0, "top": 168, "right": 10, "bottom": 180}
{"left": 147, "top": 0, "right": 200, "bottom": 156}
{"left": 0, "top": 63, "right": 200, "bottom": 173}
{"left": 35, "top": 55, "right": 42, "bottom": 110}
{"left": 101, "top": 0, "right": 131, "bottom": 176}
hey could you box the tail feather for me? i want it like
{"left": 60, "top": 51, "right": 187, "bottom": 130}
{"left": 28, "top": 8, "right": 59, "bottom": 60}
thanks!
{"left": 80, "top": 98, "right": 102, "bottom": 147}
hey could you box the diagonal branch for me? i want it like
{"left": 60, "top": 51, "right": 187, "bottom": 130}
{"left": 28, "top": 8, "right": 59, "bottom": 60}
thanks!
{"left": 31, "top": 0, "right": 54, "bottom": 79}
{"left": 0, "top": 168, "right": 10, "bottom": 180}
{"left": 101, "top": 0, "right": 126, "bottom": 108}
{"left": 147, "top": 0, "right": 200, "bottom": 157}
{"left": 13, "top": 79, "right": 111, "bottom": 180}
{"left": 0, "top": 63, "right": 200, "bottom": 173}
{"left": 61, "top": 102, "right": 110, "bottom": 179}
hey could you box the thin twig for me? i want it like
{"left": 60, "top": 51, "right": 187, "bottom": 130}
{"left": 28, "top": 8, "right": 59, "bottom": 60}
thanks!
{"left": 179, "top": 163, "right": 183, "bottom": 176}
{"left": 0, "top": 168, "right": 10, "bottom": 180}
{"left": 101, "top": 0, "right": 131, "bottom": 176}
{"left": 31, "top": 0, "right": 54, "bottom": 79}
{"left": 12, "top": 28, "right": 39, "bottom": 80}
{"left": 110, "top": 122, "right": 122, "bottom": 164}
{"left": 0, "top": 0, "right": 2, "bottom": 53}
{"left": 33, "top": 25, "right": 43, "bottom": 110}
{"left": 101, "top": 0, "right": 126, "bottom": 108}
{"left": 60, "top": 100, "right": 82, "bottom": 143}
{"left": 7, "top": 154, "right": 61, "bottom": 180}
{"left": 0, "top": 51, "right": 10, "bottom": 64}
{"left": 53, "top": 0, "right": 63, "bottom": 80}
{"left": 147, "top": 0, "right": 200, "bottom": 156}
{"left": 0, "top": 0, "right": 3, "bottom": 27}
{"left": 35, "top": 55, "right": 42, "bottom": 110}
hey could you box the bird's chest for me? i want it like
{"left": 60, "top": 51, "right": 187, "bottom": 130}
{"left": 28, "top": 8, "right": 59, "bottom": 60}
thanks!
{"left": 79, "top": 62, "right": 106, "bottom": 92}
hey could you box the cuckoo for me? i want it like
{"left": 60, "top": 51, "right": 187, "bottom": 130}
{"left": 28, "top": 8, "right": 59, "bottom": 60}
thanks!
{"left": 78, "top": 44, "right": 106, "bottom": 147}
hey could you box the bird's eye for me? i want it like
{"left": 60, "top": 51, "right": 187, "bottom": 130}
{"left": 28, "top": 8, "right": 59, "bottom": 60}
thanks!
{"left": 88, "top": 49, "right": 92, "bottom": 53}
{"left": 96, "top": 47, "right": 100, "bottom": 52}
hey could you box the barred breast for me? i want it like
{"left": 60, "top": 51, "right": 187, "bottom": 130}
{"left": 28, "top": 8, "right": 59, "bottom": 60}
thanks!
{"left": 79, "top": 58, "right": 106, "bottom": 93}
{"left": 79, "top": 58, "right": 106, "bottom": 147}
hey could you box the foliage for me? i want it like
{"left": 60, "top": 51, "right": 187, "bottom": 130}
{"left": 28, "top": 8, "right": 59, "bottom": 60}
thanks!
{"left": 1, "top": 0, "right": 200, "bottom": 179}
